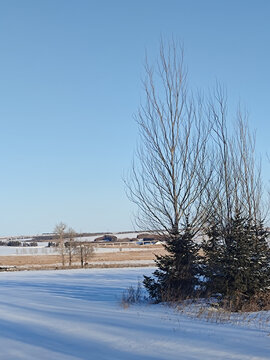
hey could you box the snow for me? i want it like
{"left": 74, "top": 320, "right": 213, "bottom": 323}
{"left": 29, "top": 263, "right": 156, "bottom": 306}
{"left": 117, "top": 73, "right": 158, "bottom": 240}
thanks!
{"left": 93, "top": 246, "right": 156, "bottom": 253}
{"left": 74, "top": 235, "right": 99, "bottom": 242}
{"left": 74, "top": 232, "right": 142, "bottom": 242}
{"left": 0, "top": 267, "right": 269, "bottom": 360}
{"left": 0, "top": 245, "right": 156, "bottom": 256}
{"left": 0, "top": 246, "right": 57, "bottom": 256}
{"left": 112, "top": 232, "right": 146, "bottom": 239}
{"left": 0, "top": 246, "right": 58, "bottom": 256}
{"left": 75, "top": 232, "right": 154, "bottom": 242}
{"left": 88, "top": 259, "right": 155, "bottom": 266}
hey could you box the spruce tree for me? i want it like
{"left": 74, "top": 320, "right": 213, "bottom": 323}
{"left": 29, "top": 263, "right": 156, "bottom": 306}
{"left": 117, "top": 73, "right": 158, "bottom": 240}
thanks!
{"left": 143, "top": 217, "right": 200, "bottom": 302}
{"left": 202, "top": 210, "right": 270, "bottom": 310}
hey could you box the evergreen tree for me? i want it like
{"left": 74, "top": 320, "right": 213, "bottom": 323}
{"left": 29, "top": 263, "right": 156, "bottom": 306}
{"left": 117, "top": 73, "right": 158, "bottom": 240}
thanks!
{"left": 202, "top": 210, "right": 270, "bottom": 310}
{"left": 143, "top": 217, "right": 200, "bottom": 302}
{"left": 246, "top": 221, "right": 270, "bottom": 299}
{"left": 200, "top": 219, "right": 225, "bottom": 297}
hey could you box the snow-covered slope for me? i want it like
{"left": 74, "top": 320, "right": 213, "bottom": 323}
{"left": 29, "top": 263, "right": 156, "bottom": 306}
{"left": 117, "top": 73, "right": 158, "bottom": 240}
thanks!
{"left": 0, "top": 268, "right": 269, "bottom": 359}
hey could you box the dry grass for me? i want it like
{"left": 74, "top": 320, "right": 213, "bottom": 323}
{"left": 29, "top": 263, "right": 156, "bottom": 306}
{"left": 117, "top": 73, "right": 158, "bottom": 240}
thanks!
{"left": 0, "top": 245, "right": 166, "bottom": 271}
{"left": 121, "top": 281, "right": 143, "bottom": 308}
{"left": 171, "top": 297, "right": 270, "bottom": 330}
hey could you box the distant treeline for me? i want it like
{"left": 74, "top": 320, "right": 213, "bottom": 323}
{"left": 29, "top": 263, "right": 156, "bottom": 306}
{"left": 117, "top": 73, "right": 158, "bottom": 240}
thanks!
{"left": 0, "top": 241, "right": 38, "bottom": 247}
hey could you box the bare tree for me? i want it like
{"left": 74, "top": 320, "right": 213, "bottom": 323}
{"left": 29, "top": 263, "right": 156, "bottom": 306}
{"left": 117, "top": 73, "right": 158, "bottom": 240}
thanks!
{"left": 207, "top": 86, "right": 265, "bottom": 228}
{"left": 125, "top": 40, "right": 212, "bottom": 236}
{"left": 66, "top": 227, "right": 77, "bottom": 267}
{"left": 78, "top": 243, "right": 94, "bottom": 268}
{"left": 54, "top": 222, "right": 67, "bottom": 266}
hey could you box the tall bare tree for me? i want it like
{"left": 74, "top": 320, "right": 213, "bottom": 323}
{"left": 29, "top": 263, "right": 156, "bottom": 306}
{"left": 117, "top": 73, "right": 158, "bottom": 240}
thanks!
{"left": 207, "top": 86, "right": 265, "bottom": 228}
{"left": 201, "top": 88, "right": 270, "bottom": 309}
{"left": 125, "top": 40, "right": 212, "bottom": 236}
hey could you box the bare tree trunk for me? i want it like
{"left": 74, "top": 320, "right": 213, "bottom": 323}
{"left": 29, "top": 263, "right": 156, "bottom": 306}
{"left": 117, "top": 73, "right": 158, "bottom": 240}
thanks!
{"left": 67, "top": 228, "right": 76, "bottom": 267}
{"left": 69, "top": 243, "right": 72, "bottom": 267}
{"left": 80, "top": 245, "right": 84, "bottom": 268}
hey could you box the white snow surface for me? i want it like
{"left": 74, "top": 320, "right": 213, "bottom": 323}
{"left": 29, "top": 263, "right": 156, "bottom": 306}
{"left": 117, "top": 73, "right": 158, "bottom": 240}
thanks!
{"left": 0, "top": 267, "right": 269, "bottom": 360}
{"left": 0, "top": 245, "right": 58, "bottom": 256}
{"left": 0, "top": 245, "right": 156, "bottom": 256}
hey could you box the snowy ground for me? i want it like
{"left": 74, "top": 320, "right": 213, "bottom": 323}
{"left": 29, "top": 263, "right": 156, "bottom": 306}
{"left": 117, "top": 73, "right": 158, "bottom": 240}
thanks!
{"left": 0, "top": 245, "right": 157, "bottom": 256}
{"left": 0, "top": 267, "right": 269, "bottom": 360}
{"left": 0, "top": 246, "right": 57, "bottom": 256}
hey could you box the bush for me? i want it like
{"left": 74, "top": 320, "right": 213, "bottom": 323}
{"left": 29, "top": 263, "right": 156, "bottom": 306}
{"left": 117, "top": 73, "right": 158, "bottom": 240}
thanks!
{"left": 48, "top": 241, "right": 56, "bottom": 247}
{"left": 23, "top": 242, "right": 38, "bottom": 247}
{"left": 121, "top": 281, "right": 143, "bottom": 308}
{"left": 7, "top": 241, "right": 21, "bottom": 247}
{"left": 29, "top": 242, "right": 38, "bottom": 247}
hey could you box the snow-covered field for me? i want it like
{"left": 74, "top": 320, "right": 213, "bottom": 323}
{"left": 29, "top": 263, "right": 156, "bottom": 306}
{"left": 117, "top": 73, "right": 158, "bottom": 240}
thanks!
{"left": 0, "top": 245, "right": 156, "bottom": 256}
{"left": 0, "top": 267, "right": 269, "bottom": 360}
{"left": 0, "top": 245, "right": 58, "bottom": 256}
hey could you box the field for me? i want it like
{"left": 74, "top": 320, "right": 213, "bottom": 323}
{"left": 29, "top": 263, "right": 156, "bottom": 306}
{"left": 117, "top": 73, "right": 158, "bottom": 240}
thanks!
{"left": 0, "top": 267, "right": 269, "bottom": 360}
{"left": 0, "top": 244, "right": 165, "bottom": 270}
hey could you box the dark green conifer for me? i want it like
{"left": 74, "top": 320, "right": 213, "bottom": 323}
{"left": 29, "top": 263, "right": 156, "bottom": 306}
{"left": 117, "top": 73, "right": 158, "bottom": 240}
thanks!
{"left": 143, "top": 217, "right": 200, "bottom": 302}
{"left": 202, "top": 210, "right": 270, "bottom": 310}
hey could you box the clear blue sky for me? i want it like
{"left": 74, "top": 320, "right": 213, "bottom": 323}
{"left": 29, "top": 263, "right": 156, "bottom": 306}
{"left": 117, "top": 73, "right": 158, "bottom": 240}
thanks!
{"left": 0, "top": 0, "right": 269, "bottom": 235}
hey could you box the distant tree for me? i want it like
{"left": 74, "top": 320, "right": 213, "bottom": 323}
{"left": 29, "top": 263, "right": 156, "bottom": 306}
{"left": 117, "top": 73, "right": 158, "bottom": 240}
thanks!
{"left": 66, "top": 227, "right": 77, "bottom": 267}
{"left": 78, "top": 243, "right": 94, "bottom": 268}
{"left": 54, "top": 222, "right": 67, "bottom": 266}
{"left": 7, "top": 240, "right": 21, "bottom": 247}
{"left": 29, "top": 242, "right": 38, "bottom": 247}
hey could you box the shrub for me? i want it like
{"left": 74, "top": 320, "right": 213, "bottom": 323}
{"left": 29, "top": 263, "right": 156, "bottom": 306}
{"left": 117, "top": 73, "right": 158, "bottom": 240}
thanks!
{"left": 7, "top": 241, "right": 21, "bottom": 246}
{"left": 121, "top": 281, "right": 143, "bottom": 308}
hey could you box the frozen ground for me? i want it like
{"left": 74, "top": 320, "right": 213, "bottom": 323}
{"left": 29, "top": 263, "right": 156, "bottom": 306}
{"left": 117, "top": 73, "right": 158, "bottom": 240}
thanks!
{"left": 0, "top": 267, "right": 269, "bottom": 360}
{"left": 0, "top": 246, "right": 58, "bottom": 256}
{"left": 0, "top": 245, "right": 157, "bottom": 256}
